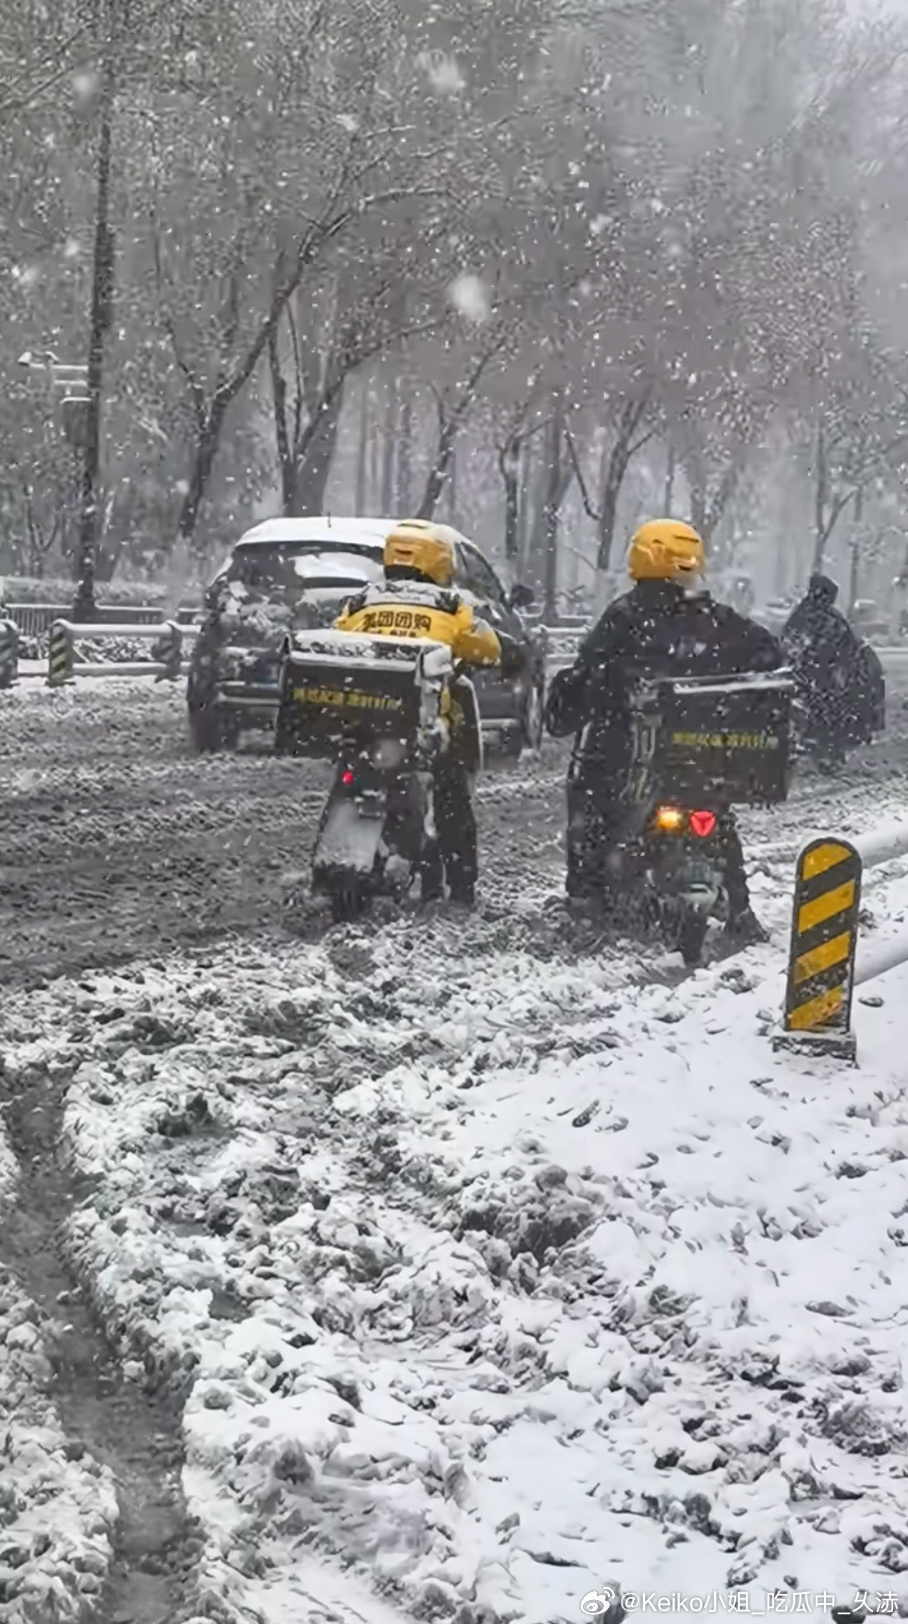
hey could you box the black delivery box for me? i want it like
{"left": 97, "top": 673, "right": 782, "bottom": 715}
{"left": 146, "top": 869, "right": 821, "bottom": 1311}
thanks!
{"left": 282, "top": 632, "right": 431, "bottom": 750}
{"left": 627, "top": 670, "right": 793, "bottom": 807}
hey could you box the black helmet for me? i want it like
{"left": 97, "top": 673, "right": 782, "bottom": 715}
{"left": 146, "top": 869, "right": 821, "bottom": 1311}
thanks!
{"left": 808, "top": 573, "right": 838, "bottom": 605}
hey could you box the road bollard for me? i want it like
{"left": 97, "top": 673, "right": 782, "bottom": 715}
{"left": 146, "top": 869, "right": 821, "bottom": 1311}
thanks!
{"left": 159, "top": 619, "right": 182, "bottom": 681}
{"left": 0, "top": 618, "right": 19, "bottom": 689}
{"left": 773, "top": 836, "right": 861, "bottom": 1062}
{"left": 47, "top": 619, "right": 75, "bottom": 687}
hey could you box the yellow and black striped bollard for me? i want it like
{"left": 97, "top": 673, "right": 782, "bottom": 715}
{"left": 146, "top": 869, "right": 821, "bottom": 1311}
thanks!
{"left": 0, "top": 618, "right": 18, "bottom": 689}
{"left": 47, "top": 619, "right": 74, "bottom": 687}
{"left": 775, "top": 836, "right": 862, "bottom": 1061}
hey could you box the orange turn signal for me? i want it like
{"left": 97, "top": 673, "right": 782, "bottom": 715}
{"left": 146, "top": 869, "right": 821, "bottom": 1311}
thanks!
{"left": 654, "top": 804, "right": 685, "bottom": 831}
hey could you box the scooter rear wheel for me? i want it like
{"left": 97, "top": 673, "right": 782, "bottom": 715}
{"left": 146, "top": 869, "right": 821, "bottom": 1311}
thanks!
{"left": 330, "top": 882, "right": 369, "bottom": 924}
{"left": 677, "top": 908, "right": 709, "bottom": 967}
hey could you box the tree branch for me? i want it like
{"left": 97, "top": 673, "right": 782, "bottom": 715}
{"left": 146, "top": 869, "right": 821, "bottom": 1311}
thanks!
{"left": 150, "top": 214, "right": 206, "bottom": 430}
{"left": 563, "top": 425, "right": 602, "bottom": 524}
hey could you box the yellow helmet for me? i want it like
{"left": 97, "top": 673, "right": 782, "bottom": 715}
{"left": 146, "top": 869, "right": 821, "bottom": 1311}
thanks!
{"left": 628, "top": 519, "right": 705, "bottom": 583}
{"left": 384, "top": 520, "right": 455, "bottom": 587}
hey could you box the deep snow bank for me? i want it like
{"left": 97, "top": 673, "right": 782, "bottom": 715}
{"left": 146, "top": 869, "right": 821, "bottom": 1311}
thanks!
{"left": 1, "top": 891, "right": 907, "bottom": 1619}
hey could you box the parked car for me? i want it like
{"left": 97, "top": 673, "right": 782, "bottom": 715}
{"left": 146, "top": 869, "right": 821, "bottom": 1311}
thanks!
{"left": 447, "top": 526, "right": 546, "bottom": 754}
{"left": 187, "top": 515, "right": 544, "bottom": 754}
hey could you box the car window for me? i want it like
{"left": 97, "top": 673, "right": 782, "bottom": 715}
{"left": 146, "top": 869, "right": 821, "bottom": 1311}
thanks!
{"left": 458, "top": 543, "right": 505, "bottom": 605}
{"left": 224, "top": 542, "right": 381, "bottom": 599}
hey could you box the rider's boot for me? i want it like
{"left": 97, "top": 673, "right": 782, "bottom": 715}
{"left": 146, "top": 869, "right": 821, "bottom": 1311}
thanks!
{"left": 726, "top": 905, "right": 769, "bottom": 946}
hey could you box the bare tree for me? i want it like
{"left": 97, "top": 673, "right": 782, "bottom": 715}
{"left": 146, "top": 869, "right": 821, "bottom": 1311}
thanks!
{"left": 143, "top": 0, "right": 466, "bottom": 552}
{"left": 267, "top": 279, "right": 439, "bottom": 517}
{"left": 566, "top": 397, "right": 655, "bottom": 573}
{"left": 415, "top": 329, "right": 510, "bottom": 519}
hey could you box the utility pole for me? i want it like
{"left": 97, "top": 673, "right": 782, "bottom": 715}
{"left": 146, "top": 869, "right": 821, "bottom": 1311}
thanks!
{"left": 847, "top": 485, "right": 864, "bottom": 622}
{"left": 73, "top": 0, "right": 116, "bottom": 623}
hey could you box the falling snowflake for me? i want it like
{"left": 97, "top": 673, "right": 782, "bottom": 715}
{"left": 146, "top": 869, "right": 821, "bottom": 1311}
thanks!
{"left": 447, "top": 273, "right": 491, "bottom": 324}
{"left": 415, "top": 50, "right": 465, "bottom": 94}
{"left": 71, "top": 70, "right": 99, "bottom": 103}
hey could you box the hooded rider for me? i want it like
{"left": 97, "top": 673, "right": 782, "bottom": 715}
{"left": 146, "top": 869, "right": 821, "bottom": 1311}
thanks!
{"left": 544, "top": 518, "right": 783, "bottom": 944}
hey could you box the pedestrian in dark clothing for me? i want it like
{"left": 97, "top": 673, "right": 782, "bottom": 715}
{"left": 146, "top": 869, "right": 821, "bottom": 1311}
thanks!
{"left": 545, "top": 519, "right": 784, "bottom": 943}
{"left": 782, "top": 575, "right": 860, "bottom": 768}
{"left": 840, "top": 639, "right": 885, "bottom": 746}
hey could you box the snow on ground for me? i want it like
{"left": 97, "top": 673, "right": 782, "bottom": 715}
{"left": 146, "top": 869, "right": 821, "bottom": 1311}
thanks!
{"left": 0, "top": 1123, "right": 117, "bottom": 1623}
{"left": 2, "top": 830, "right": 908, "bottom": 1621}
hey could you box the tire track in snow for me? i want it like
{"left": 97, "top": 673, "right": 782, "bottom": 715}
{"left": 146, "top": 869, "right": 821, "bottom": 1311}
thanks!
{"left": 0, "top": 1070, "right": 206, "bottom": 1624}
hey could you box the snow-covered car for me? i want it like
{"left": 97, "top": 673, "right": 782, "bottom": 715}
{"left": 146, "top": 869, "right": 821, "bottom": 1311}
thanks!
{"left": 187, "top": 515, "right": 545, "bottom": 754}
{"left": 186, "top": 517, "right": 390, "bottom": 752}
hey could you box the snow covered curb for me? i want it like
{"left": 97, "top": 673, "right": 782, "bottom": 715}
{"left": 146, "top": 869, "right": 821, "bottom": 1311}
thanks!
{"left": 0, "top": 1125, "right": 117, "bottom": 1624}
{"left": 1, "top": 903, "right": 907, "bottom": 1620}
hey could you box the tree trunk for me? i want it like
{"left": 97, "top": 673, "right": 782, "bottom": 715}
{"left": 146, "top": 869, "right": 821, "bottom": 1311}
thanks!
{"left": 268, "top": 327, "right": 298, "bottom": 515}
{"left": 178, "top": 402, "right": 228, "bottom": 549}
{"left": 416, "top": 343, "right": 499, "bottom": 521}
{"left": 526, "top": 418, "right": 574, "bottom": 601}
{"left": 595, "top": 401, "right": 649, "bottom": 573}
{"left": 542, "top": 402, "right": 566, "bottom": 621}
{"left": 369, "top": 389, "right": 381, "bottom": 510}
{"left": 812, "top": 421, "right": 829, "bottom": 575}
{"left": 689, "top": 480, "right": 707, "bottom": 540}
{"left": 380, "top": 373, "right": 397, "bottom": 514}
{"left": 416, "top": 411, "right": 460, "bottom": 518}
{"left": 73, "top": 19, "right": 115, "bottom": 622}
{"left": 396, "top": 391, "right": 412, "bottom": 514}
{"left": 447, "top": 443, "right": 457, "bottom": 522}
{"left": 704, "top": 458, "right": 743, "bottom": 547}
{"left": 595, "top": 443, "right": 631, "bottom": 575}
{"left": 291, "top": 382, "right": 346, "bottom": 515}
{"left": 518, "top": 437, "right": 533, "bottom": 565}
{"left": 663, "top": 444, "right": 676, "bottom": 512}
{"left": 500, "top": 444, "right": 520, "bottom": 562}
{"left": 846, "top": 485, "right": 863, "bottom": 619}
{"left": 355, "top": 383, "right": 369, "bottom": 512}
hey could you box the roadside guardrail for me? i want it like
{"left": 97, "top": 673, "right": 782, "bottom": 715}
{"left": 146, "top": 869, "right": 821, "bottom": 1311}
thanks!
{"left": 46, "top": 619, "right": 184, "bottom": 686}
{"left": 775, "top": 818, "right": 908, "bottom": 1061}
{"left": 541, "top": 625, "right": 586, "bottom": 671}
{"left": 6, "top": 602, "right": 199, "bottom": 639}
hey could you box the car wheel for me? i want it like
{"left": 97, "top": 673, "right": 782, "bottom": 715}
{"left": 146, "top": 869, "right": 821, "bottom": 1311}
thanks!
{"left": 274, "top": 701, "right": 299, "bottom": 757}
{"left": 522, "top": 676, "right": 545, "bottom": 752}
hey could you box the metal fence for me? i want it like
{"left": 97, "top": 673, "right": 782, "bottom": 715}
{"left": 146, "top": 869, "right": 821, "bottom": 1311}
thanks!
{"left": 46, "top": 619, "right": 183, "bottom": 685}
{"left": 6, "top": 603, "right": 199, "bottom": 639}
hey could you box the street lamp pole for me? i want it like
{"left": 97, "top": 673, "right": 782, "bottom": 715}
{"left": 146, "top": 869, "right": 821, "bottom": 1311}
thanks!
{"left": 73, "top": 0, "right": 116, "bottom": 624}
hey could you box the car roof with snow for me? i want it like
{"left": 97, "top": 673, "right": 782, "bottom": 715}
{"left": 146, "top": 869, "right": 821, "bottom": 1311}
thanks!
{"left": 234, "top": 516, "right": 396, "bottom": 550}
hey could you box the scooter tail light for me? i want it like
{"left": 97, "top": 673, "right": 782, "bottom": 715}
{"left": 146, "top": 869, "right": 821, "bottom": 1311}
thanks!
{"left": 341, "top": 770, "right": 355, "bottom": 787}
{"left": 654, "top": 804, "right": 686, "bottom": 831}
{"left": 689, "top": 809, "right": 717, "bottom": 838}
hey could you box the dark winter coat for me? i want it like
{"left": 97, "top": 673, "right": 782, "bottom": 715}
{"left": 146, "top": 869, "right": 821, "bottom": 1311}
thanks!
{"left": 544, "top": 580, "right": 783, "bottom": 770}
{"left": 782, "top": 587, "right": 858, "bottom": 691}
{"left": 782, "top": 577, "right": 865, "bottom": 743}
{"left": 844, "top": 641, "right": 885, "bottom": 743}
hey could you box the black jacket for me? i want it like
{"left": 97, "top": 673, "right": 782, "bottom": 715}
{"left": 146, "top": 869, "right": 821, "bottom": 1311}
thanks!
{"left": 545, "top": 581, "right": 783, "bottom": 767}
{"left": 782, "top": 595, "right": 858, "bottom": 689}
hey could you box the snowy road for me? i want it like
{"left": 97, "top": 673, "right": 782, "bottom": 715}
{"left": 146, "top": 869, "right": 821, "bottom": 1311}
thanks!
{"left": 0, "top": 684, "right": 566, "bottom": 990}
{"left": 1, "top": 678, "right": 907, "bottom": 990}
{"left": 2, "top": 683, "right": 908, "bottom": 1621}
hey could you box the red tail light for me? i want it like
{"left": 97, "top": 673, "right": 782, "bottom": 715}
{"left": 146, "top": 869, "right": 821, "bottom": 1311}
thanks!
{"left": 341, "top": 770, "right": 355, "bottom": 787}
{"left": 689, "top": 809, "right": 717, "bottom": 838}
